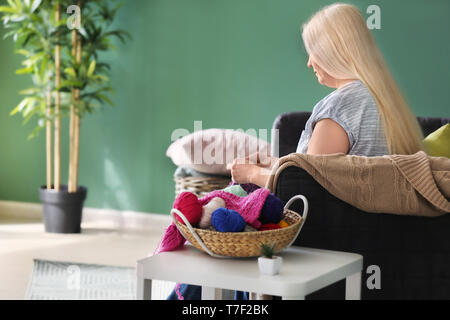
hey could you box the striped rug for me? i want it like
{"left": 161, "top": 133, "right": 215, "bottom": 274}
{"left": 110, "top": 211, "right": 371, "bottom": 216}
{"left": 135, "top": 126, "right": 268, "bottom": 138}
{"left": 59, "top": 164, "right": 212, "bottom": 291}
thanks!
{"left": 26, "top": 259, "right": 174, "bottom": 300}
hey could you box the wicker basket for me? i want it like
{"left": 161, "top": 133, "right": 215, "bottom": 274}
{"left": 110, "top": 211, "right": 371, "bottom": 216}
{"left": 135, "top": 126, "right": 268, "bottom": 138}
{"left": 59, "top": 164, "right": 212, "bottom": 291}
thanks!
{"left": 170, "top": 195, "right": 309, "bottom": 258}
{"left": 174, "top": 176, "right": 231, "bottom": 198}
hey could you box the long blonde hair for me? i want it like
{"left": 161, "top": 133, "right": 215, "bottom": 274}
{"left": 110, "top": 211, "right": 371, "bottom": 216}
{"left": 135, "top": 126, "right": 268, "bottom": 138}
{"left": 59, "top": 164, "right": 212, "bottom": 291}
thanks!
{"left": 302, "top": 3, "right": 423, "bottom": 154}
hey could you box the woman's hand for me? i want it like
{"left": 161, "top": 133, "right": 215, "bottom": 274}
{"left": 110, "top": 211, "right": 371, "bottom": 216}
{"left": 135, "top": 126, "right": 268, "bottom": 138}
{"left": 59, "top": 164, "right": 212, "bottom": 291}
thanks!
{"left": 242, "top": 151, "right": 277, "bottom": 168}
{"left": 227, "top": 159, "right": 273, "bottom": 187}
{"left": 227, "top": 161, "right": 258, "bottom": 184}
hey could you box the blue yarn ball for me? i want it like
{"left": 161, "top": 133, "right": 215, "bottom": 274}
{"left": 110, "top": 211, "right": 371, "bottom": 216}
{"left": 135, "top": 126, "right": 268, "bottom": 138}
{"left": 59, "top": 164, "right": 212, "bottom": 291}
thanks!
{"left": 211, "top": 208, "right": 246, "bottom": 232}
{"left": 259, "top": 194, "right": 284, "bottom": 224}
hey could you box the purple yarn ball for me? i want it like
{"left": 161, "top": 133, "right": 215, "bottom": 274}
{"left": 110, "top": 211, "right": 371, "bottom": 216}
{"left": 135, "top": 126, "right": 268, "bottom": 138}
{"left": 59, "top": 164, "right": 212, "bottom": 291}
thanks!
{"left": 211, "top": 208, "right": 246, "bottom": 232}
{"left": 229, "top": 182, "right": 260, "bottom": 194}
{"left": 259, "top": 194, "right": 284, "bottom": 224}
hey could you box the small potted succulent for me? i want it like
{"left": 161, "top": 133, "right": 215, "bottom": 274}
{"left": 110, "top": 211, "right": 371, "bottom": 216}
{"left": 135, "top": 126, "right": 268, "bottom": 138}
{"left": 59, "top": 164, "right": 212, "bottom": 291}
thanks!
{"left": 258, "top": 241, "right": 283, "bottom": 275}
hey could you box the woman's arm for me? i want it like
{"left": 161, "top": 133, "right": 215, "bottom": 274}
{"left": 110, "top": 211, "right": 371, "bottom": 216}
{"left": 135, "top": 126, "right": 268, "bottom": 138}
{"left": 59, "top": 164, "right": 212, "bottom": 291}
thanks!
{"left": 306, "top": 118, "right": 350, "bottom": 155}
{"left": 229, "top": 119, "right": 349, "bottom": 186}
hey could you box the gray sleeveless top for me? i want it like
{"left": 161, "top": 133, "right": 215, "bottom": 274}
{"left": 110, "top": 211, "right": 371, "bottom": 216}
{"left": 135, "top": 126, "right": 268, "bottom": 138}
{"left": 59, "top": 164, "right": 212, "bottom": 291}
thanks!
{"left": 296, "top": 80, "right": 389, "bottom": 156}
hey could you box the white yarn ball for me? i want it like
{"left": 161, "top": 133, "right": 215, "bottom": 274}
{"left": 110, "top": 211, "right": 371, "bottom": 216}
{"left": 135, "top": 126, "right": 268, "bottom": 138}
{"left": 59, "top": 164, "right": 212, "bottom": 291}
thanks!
{"left": 199, "top": 197, "right": 226, "bottom": 229}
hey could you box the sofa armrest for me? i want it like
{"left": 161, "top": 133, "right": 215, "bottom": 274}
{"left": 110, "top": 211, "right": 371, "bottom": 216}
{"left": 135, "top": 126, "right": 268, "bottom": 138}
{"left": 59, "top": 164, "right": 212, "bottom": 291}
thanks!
{"left": 274, "top": 165, "right": 450, "bottom": 300}
{"left": 271, "top": 111, "right": 311, "bottom": 157}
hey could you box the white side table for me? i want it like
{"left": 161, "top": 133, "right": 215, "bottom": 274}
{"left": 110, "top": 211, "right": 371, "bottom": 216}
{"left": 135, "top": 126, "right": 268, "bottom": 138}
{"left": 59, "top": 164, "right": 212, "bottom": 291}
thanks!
{"left": 137, "top": 245, "right": 363, "bottom": 300}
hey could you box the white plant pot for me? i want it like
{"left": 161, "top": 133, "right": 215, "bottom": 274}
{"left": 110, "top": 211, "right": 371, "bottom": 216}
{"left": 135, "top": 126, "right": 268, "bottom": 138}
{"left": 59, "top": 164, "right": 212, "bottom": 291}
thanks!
{"left": 258, "top": 256, "right": 283, "bottom": 275}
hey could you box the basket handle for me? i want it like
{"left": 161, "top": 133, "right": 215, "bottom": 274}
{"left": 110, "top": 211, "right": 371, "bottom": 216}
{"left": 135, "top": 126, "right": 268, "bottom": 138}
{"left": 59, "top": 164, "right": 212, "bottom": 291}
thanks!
{"left": 170, "top": 208, "right": 226, "bottom": 258}
{"left": 283, "top": 194, "right": 309, "bottom": 249}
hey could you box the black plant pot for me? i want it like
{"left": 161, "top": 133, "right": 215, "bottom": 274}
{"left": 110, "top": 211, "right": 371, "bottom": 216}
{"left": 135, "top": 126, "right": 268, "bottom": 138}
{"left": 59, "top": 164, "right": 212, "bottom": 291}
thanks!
{"left": 39, "top": 184, "right": 88, "bottom": 234}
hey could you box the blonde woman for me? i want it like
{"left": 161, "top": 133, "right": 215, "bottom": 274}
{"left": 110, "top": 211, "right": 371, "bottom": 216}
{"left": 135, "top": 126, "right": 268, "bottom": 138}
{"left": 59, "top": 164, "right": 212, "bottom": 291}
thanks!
{"left": 168, "top": 3, "right": 425, "bottom": 300}
{"left": 230, "top": 2, "right": 424, "bottom": 187}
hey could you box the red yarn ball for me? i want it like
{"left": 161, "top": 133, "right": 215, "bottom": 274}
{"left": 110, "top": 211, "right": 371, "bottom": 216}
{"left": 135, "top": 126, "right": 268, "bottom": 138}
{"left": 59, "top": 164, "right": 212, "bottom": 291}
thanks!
{"left": 258, "top": 223, "right": 281, "bottom": 231}
{"left": 173, "top": 192, "right": 202, "bottom": 226}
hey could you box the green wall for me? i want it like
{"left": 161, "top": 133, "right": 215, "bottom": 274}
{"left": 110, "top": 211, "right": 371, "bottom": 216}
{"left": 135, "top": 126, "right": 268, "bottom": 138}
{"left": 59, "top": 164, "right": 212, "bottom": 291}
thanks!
{"left": 0, "top": 0, "right": 449, "bottom": 214}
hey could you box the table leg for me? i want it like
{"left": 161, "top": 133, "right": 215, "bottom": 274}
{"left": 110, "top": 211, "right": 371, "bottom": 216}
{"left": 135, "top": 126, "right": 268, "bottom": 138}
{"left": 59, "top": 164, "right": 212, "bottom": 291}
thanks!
{"left": 201, "top": 286, "right": 223, "bottom": 300}
{"left": 249, "top": 292, "right": 273, "bottom": 300}
{"left": 137, "top": 278, "right": 152, "bottom": 300}
{"left": 345, "top": 271, "right": 361, "bottom": 300}
{"left": 282, "top": 295, "right": 305, "bottom": 300}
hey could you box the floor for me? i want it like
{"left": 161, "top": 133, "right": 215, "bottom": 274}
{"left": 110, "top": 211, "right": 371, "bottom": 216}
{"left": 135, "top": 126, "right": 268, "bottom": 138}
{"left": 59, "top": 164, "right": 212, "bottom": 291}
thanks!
{"left": 0, "top": 212, "right": 172, "bottom": 300}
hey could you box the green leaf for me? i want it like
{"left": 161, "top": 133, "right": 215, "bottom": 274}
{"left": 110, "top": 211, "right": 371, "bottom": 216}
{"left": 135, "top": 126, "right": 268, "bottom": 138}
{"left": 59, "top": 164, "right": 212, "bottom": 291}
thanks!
{"left": 10, "top": 14, "right": 25, "bottom": 22}
{"left": 92, "top": 74, "right": 109, "bottom": 82}
{"left": 0, "top": 6, "right": 17, "bottom": 13}
{"left": 3, "top": 30, "right": 17, "bottom": 40}
{"left": 58, "top": 79, "right": 84, "bottom": 90}
{"left": 260, "top": 241, "right": 277, "bottom": 259}
{"left": 10, "top": 97, "right": 32, "bottom": 116}
{"left": 23, "top": 108, "right": 37, "bottom": 125}
{"left": 27, "top": 124, "right": 42, "bottom": 140}
{"left": 22, "top": 97, "right": 38, "bottom": 117}
{"left": 13, "top": 0, "right": 23, "bottom": 11}
{"left": 87, "top": 59, "right": 96, "bottom": 77}
{"left": 15, "top": 49, "right": 30, "bottom": 57}
{"left": 39, "top": 54, "right": 48, "bottom": 81}
{"left": 16, "top": 66, "right": 33, "bottom": 74}
{"left": 97, "top": 93, "right": 113, "bottom": 106}
{"left": 64, "top": 67, "right": 76, "bottom": 78}
{"left": 78, "top": 26, "right": 88, "bottom": 38}
{"left": 19, "top": 87, "right": 39, "bottom": 95}
{"left": 10, "top": 102, "right": 23, "bottom": 116}
{"left": 39, "top": 99, "right": 46, "bottom": 113}
{"left": 79, "top": 63, "right": 87, "bottom": 78}
{"left": 7, "top": 0, "right": 17, "bottom": 10}
{"left": 30, "top": 0, "right": 42, "bottom": 13}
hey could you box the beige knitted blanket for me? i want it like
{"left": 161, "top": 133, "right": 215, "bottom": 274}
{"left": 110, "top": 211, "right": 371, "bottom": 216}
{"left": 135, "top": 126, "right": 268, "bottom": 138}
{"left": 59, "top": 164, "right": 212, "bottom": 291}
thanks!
{"left": 265, "top": 151, "right": 450, "bottom": 216}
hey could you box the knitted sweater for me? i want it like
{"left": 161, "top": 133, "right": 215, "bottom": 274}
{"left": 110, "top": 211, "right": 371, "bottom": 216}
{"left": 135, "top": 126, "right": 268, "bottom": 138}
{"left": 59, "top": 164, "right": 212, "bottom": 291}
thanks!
{"left": 265, "top": 151, "right": 450, "bottom": 216}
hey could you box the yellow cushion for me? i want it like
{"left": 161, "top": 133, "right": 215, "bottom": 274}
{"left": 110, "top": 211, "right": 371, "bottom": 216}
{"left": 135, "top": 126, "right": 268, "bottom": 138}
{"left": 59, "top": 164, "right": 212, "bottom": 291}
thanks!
{"left": 423, "top": 123, "right": 450, "bottom": 158}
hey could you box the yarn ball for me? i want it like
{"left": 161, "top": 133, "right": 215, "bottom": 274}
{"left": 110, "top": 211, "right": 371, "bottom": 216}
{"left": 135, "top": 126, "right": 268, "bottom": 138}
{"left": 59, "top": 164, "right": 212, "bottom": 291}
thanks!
{"left": 239, "top": 183, "right": 261, "bottom": 194}
{"left": 278, "top": 219, "right": 289, "bottom": 228}
{"left": 258, "top": 223, "right": 281, "bottom": 231}
{"left": 211, "top": 208, "right": 246, "bottom": 232}
{"left": 244, "top": 224, "right": 257, "bottom": 232}
{"left": 199, "top": 197, "right": 226, "bottom": 229}
{"left": 173, "top": 192, "right": 202, "bottom": 225}
{"left": 259, "top": 194, "right": 284, "bottom": 224}
{"left": 222, "top": 185, "right": 248, "bottom": 197}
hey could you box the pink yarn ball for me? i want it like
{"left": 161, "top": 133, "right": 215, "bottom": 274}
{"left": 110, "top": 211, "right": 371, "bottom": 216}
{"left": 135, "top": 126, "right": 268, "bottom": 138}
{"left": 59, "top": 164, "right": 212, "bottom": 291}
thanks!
{"left": 173, "top": 192, "right": 202, "bottom": 226}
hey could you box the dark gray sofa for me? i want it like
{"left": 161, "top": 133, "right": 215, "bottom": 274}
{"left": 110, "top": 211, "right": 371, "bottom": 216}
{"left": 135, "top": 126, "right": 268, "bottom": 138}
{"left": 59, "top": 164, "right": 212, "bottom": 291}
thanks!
{"left": 272, "top": 112, "right": 450, "bottom": 299}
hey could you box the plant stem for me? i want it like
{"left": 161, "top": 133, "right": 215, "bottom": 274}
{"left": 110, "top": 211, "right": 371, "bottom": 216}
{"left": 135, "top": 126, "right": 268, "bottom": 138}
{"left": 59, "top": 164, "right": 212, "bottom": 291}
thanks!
{"left": 73, "top": 0, "right": 83, "bottom": 193}
{"left": 68, "top": 29, "right": 77, "bottom": 193}
{"left": 53, "top": 3, "right": 61, "bottom": 192}
{"left": 46, "top": 87, "right": 52, "bottom": 190}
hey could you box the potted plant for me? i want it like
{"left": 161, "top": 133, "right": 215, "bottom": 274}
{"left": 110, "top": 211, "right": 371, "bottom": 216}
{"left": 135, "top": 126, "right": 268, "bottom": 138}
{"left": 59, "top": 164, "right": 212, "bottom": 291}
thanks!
{"left": 0, "top": 0, "right": 129, "bottom": 233}
{"left": 258, "top": 241, "right": 283, "bottom": 276}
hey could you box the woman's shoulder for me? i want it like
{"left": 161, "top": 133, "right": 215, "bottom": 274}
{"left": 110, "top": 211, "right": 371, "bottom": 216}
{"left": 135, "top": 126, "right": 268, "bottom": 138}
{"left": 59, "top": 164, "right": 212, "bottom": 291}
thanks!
{"left": 337, "top": 80, "right": 373, "bottom": 101}
{"left": 315, "top": 80, "right": 376, "bottom": 117}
